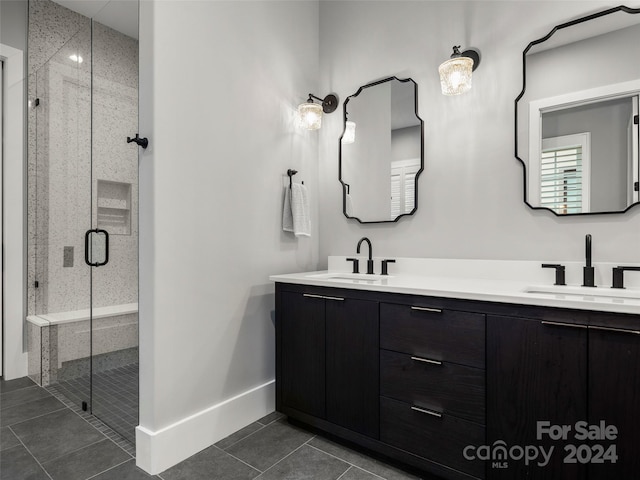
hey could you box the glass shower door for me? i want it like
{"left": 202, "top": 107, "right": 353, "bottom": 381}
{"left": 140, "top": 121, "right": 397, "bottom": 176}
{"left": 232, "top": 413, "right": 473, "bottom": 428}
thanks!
{"left": 31, "top": 23, "right": 93, "bottom": 402}
{"left": 28, "top": 0, "right": 139, "bottom": 446}
{"left": 88, "top": 4, "right": 140, "bottom": 445}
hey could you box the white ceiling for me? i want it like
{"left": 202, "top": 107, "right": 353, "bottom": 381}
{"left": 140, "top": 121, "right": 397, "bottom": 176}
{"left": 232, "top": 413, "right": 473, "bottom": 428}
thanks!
{"left": 52, "top": 0, "right": 139, "bottom": 39}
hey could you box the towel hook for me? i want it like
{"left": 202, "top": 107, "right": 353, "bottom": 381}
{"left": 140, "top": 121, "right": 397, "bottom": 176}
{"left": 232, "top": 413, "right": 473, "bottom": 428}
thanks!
{"left": 127, "top": 133, "right": 148, "bottom": 149}
{"left": 287, "top": 169, "right": 298, "bottom": 189}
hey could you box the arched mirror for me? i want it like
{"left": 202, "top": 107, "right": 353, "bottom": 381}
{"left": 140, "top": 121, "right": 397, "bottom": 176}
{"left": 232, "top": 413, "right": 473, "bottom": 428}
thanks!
{"left": 516, "top": 6, "right": 640, "bottom": 215}
{"left": 340, "top": 77, "right": 423, "bottom": 223}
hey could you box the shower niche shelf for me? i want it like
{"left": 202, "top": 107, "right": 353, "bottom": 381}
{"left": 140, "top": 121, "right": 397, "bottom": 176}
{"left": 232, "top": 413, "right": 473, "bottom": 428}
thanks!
{"left": 97, "top": 180, "right": 131, "bottom": 235}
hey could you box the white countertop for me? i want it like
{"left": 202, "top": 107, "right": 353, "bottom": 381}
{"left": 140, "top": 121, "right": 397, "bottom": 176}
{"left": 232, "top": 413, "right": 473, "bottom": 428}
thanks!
{"left": 270, "top": 258, "right": 640, "bottom": 315}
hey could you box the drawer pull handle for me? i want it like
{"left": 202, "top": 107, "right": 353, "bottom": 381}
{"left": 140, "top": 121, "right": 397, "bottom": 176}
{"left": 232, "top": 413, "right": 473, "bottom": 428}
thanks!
{"left": 323, "top": 296, "right": 345, "bottom": 301}
{"left": 410, "top": 306, "right": 442, "bottom": 313}
{"left": 541, "top": 321, "right": 587, "bottom": 330}
{"left": 589, "top": 325, "right": 640, "bottom": 335}
{"left": 411, "top": 356, "right": 442, "bottom": 365}
{"left": 411, "top": 406, "right": 442, "bottom": 418}
{"left": 302, "top": 294, "right": 345, "bottom": 301}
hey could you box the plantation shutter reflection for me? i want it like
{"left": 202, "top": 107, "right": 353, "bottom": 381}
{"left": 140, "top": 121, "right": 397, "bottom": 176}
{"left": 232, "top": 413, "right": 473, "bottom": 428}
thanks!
{"left": 540, "top": 146, "right": 583, "bottom": 214}
{"left": 391, "top": 173, "right": 401, "bottom": 218}
{"left": 390, "top": 162, "right": 419, "bottom": 219}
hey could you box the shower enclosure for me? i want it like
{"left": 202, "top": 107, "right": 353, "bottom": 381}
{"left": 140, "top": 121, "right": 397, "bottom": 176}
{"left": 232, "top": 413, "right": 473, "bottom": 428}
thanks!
{"left": 26, "top": 0, "right": 139, "bottom": 445}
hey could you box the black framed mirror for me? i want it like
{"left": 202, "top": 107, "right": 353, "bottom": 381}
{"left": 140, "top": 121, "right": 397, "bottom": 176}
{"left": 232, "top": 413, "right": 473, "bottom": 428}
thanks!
{"left": 516, "top": 6, "right": 640, "bottom": 216}
{"left": 339, "top": 76, "right": 424, "bottom": 223}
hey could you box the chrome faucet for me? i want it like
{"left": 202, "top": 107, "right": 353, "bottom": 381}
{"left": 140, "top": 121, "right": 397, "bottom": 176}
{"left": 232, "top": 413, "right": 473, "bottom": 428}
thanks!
{"left": 357, "top": 237, "right": 374, "bottom": 274}
{"left": 583, "top": 234, "right": 596, "bottom": 287}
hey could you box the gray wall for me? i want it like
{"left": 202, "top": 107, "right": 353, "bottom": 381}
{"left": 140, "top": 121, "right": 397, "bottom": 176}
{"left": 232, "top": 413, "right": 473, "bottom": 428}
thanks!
{"left": 542, "top": 98, "right": 632, "bottom": 212}
{"left": 1, "top": 0, "right": 27, "bottom": 51}
{"left": 392, "top": 126, "right": 421, "bottom": 163}
{"left": 526, "top": 22, "right": 640, "bottom": 102}
{"left": 138, "top": 0, "right": 319, "bottom": 469}
{"left": 318, "top": 1, "right": 640, "bottom": 265}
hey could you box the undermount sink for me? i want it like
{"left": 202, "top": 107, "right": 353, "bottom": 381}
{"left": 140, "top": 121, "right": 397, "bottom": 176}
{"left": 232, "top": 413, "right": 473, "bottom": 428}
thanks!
{"left": 308, "top": 272, "right": 392, "bottom": 283}
{"left": 525, "top": 284, "right": 640, "bottom": 300}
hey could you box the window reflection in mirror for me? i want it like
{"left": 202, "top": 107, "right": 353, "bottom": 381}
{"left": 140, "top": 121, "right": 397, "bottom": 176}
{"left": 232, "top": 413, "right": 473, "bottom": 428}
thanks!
{"left": 340, "top": 77, "right": 423, "bottom": 223}
{"left": 516, "top": 7, "right": 640, "bottom": 215}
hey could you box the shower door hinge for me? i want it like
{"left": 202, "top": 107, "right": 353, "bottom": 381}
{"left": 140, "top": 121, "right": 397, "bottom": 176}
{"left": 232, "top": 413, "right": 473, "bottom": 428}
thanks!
{"left": 82, "top": 401, "right": 88, "bottom": 412}
{"left": 635, "top": 114, "right": 639, "bottom": 125}
{"left": 635, "top": 182, "right": 639, "bottom": 192}
{"left": 34, "top": 280, "right": 39, "bottom": 288}
{"left": 34, "top": 98, "right": 40, "bottom": 107}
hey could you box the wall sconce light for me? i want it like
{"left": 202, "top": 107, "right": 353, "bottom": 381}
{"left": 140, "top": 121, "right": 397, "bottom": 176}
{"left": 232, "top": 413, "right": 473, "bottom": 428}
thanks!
{"left": 342, "top": 120, "right": 356, "bottom": 144}
{"left": 298, "top": 93, "right": 339, "bottom": 130}
{"left": 438, "top": 46, "right": 480, "bottom": 96}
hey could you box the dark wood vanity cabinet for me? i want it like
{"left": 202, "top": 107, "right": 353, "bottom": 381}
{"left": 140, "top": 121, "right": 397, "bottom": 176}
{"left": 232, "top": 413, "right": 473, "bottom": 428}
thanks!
{"left": 276, "top": 284, "right": 488, "bottom": 480}
{"left": 379, "top": 302, "right": 486, "bottom": 479}
{"left": 588, "top": 327, "right": 640, "bottom": 479}
{"left": 487, "top": 315, "right": 588, "bottom": 479}
{"left": 276, "top": 282, "right": 640, "bottom": 480}
{"left": 325, "top": 295, "right": 379, "bottom": 438}
{"left": 279, "top": 290, "right": 327, "bottom": 418}
{"left": 487, "top": 314, "right": 640, "bottom": 480}
{"left": 277, "top": 287, "right": 379, "bottom": 438}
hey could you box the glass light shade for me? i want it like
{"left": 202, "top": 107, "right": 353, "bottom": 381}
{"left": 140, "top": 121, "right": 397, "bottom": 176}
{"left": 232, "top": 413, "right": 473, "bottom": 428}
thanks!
{"left": 342, "top": 121, "right": 356, "bottom": 144}
{"left": 298, "top": 102, "right": 323, "bottom": 130}
{"left": 438, "top": 56, "right": 473, "bottom": 96}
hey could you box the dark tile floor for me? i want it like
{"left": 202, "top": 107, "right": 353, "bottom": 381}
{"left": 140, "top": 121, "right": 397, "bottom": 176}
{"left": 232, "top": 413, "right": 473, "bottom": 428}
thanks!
{"left": 1, "top": 377, "right": 422, "bottom": 480}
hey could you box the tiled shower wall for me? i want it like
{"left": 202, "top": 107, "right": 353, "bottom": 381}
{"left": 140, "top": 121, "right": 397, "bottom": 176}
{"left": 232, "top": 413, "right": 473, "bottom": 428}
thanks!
{"left": 27, "top": 0, "right": 138, "bottom": 317}
{"left": 91, "top": 21, "right": 138, "bottom": 310}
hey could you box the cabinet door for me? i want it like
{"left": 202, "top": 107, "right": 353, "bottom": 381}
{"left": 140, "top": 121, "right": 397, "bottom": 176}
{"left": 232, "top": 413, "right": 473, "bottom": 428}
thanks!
{"left": 487, "top": 315, "right": 587, "bottom": 479}
{"left": 326, "top": 297, "right": 379, "bottom": 438}
{"left": 589, "top": 326, "right": 640, "bottom": 479}
{"left": 280, "top": 291, "right": 326, "bottom": 418}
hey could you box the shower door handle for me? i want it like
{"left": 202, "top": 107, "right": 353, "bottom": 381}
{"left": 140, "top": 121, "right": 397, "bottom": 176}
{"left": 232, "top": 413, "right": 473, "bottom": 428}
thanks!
{"left": 84, "top": 229, "right": 109, "bottom": 267}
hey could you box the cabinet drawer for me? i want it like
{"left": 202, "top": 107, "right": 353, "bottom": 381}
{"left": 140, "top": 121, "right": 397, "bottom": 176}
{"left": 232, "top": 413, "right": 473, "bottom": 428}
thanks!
{"left": 380, "top": 302, "right": 485, "bottom": 368}
{"left": 380, "top": 349, "right": 485, "bottom": 425}
{"left": 380, "top": 396, "right": 485, "bottom": 479}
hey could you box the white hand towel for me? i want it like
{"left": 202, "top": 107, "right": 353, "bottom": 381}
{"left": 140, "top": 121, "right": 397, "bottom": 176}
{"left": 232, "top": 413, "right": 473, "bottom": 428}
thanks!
{"left": 291, "top": 183, "right": 311, "bottom": 237}
{"left": 282, "top": 186, "right": 294, "bottom": 232}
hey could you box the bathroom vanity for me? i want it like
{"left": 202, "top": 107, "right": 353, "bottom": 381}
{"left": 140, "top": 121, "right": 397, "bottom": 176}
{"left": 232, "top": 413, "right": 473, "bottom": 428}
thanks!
{"left": 271, "top": 258, "right": 640, "bottom": 480}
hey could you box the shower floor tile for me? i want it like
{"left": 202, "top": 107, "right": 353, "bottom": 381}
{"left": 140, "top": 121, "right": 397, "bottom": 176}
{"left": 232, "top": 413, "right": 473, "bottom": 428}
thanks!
{"left": 54, "top": 363, "right": 139, "bottom": 445}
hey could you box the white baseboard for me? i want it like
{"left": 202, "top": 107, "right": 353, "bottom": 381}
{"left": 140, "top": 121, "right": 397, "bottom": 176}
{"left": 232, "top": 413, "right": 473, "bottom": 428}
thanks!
{"left": 135, "top": 380, "right": 275, "bottom": 475}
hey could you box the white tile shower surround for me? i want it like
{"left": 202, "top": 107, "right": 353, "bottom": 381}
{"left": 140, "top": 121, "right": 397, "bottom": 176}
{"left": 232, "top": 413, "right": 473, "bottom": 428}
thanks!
{"left": 27, "top": 0, "right": 139, "bottom": 319}
{"left": 26, "top": 305, "right": 138, "bottom": 387}
{"left": 270, "top": 257, "right": 640, "bottom": 314}
{"left": 27, "top": 0, "right": 88, "bottom": 74}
